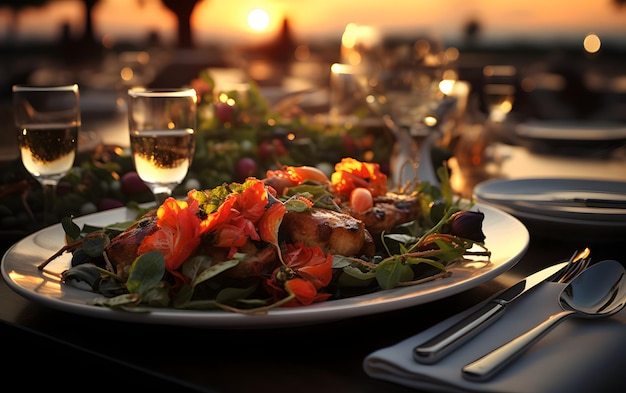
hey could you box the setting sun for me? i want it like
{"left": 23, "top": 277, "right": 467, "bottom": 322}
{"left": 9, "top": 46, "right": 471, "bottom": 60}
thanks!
{"left": 247, "top": 9, "right": 270, "bottom": 31}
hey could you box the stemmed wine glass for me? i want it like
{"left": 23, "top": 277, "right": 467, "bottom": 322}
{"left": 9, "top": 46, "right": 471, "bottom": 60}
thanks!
{"left": 12, "top": 84, "right": 81, "bottom": 228}
{"left": 367, "top": 36, "right": 450, "bottom": 187}
{"left": 127, "top": 87, "right": 197, "bottom": 206}
{"left": 482, "top": 65, "right": 517, "bottom": 123}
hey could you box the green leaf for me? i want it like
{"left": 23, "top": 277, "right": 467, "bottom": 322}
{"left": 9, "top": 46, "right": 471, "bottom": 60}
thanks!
{"left": 62, "top": 264, "right": 101, "bottom": 291}
{"left": 126, "top": 251, "right": 166, "bottom": 296}
{"left": 216, "top": 283, "right": 258, "bottom": 304}
{"left": 340, "top": 264, "right": 377, "bottom": 281}
{"left": 384, "top": 233, "right": 417, "bottom": 245}
{"left": 332, "top": 255, "right": 353, "bottom": 269}
{"left": 284, "top": 198, "right": 312, "bottom": 212}
{"left": 192, "top": 259, "right": 239, "bottom": 287}
{"left": 181, "top": 255, "right": 213, "bottom": 280}
{"left": 376, "top": 258, "right": 414, "bottom": 290}
{"left": 141, "top": 285, "right": 170, "bottom": 307}
{"left": 61, "top": 216, "right": 81, "bottom": 242}
{"left": 432, "top": 239, "right": 465, "bottom": 262}
{"left": 337, "top": 269, "right": 376, "bottom": 287}
{"left": 405, "top": 257, "right": 446, "bottom": 271}
{"left": 103, "top": 221, "right": 136, "bottom": 233}
{"left": 313, "top": 194, "right": 342, "bottom": 212}
{"left": 98, "top": 276, "right": 128, "bottom": 297}
{"left": 172, "top": 285, "right": 194, "bottom": 308}
{"left": 285, "top": 183, "right": 330, "bottom": 202}
{"left": 82, "top": 233, "right": 108, "bottom": 258}
{"left": 89, "top": 293, "right": 142, "bottom": 308}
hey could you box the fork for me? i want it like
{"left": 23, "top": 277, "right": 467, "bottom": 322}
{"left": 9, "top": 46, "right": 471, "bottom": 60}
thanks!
{"left": 551, "top": 248, "right": 591, "bottom": 284}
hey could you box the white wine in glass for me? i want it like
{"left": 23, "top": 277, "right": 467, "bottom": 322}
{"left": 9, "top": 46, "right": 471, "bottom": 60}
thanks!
{"left": 12, "top": 84, "right": 80, "bottom": 228}
{"left": 127, "top": 87, "right": 197, "bottom": 206}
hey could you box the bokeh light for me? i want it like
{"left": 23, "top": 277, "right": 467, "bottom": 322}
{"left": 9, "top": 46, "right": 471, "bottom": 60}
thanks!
{"left": 583, "top": 33, "right": 601, "bottom": 54}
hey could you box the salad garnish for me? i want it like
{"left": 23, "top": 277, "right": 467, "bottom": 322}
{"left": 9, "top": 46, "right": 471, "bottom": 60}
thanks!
{"left": 40, "top": 158, "right": 489, "bottom": 315}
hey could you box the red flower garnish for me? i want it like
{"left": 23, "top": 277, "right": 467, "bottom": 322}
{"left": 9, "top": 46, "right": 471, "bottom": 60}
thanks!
{"left": 264, "top": 167, "right": 300, "bottom": 196}
{"left": 330, "top": 157, "right": 387, "bottom": 198}
{"left": 137, "top": 181, "right": 272, "bottom": 272}
{"left": 259, "top": 201, "right": 287, "bottom": 246}
{"left": 284, "top": 278, "right": 330, "bottom": 306}
{"left": 209, "top": 180, "right": 269, "bottom": 256}
{"left": 265, "top": 242, "right": 333, "bottom": 307}
{"left": 137, "top": 192, "right": 211, "bottom": 273}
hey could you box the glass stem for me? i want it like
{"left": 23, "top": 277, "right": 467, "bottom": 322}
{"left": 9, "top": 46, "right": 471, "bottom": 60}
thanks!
{"left": 41, "top": 182, "right": 58, "bottom": 227}
{"left": 153, "top": 191, "right": 172, "bottom": 207}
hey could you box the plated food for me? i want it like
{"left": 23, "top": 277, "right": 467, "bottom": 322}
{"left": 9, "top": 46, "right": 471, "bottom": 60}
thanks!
{"left": 39, "top": 158, "right": 489, "bottom": 315}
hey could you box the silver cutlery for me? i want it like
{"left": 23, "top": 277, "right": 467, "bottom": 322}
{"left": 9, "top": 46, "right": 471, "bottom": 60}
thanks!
{"left": 462, "top": 259, "right": 626, "bottom": 381}
{"left": 413, "top": 248, "right": 591, "bottom": 364}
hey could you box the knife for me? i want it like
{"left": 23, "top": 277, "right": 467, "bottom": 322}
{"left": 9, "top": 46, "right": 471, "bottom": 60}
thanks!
{"left": 412, "top": 261, "right": 569, "bottom": 364}
{"left": 480, "top": 191, "right": 626, "bottom": 209}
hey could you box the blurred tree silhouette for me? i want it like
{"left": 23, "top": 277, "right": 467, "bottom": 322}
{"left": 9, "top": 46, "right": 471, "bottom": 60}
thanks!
{"left": 0, "top": 0, "right": 203, "bottom": 49}
{"left": 0, "top": 0, "right": 47, "bottom": 40}
{"left": 160, "top": 0, "right": 202, "bottom": 48}
{"left": 0, "top": 0, "right": 95, "bottom": 46}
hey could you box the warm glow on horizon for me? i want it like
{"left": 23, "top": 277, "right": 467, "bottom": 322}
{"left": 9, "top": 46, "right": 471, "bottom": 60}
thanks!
{"left": 0, "top": 0, "right": 625, "bottom": 47}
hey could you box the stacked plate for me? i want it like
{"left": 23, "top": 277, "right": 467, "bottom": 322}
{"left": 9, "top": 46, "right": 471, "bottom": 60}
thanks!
{"left": 474, "top": 178, "right": 626, "bottom": 242}
{"left": 514, "top": 120, "right": 626, "bottom": 156}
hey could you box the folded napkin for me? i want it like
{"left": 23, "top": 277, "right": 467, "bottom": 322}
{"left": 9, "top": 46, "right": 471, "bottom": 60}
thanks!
{"left": 364, "top": 282, "right": 626, "bottom": 393}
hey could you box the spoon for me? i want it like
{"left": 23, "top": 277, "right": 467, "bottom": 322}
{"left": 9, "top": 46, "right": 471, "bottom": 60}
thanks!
{"left": 462, "top": 259, "right": 626, "bottom": 381}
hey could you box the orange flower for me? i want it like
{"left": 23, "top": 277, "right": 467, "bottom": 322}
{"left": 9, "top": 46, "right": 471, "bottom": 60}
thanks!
{"left": 284, "top": 278, "right": 331, "bottom": 306}
{"left": 137, "top": 193, "right": 210, "bottom": 273}
{"left": 282, "top": 243, "right": 333, "bottom": 290}
{"left": 265, "top": 242, "right": 333, "bottom": 307}
{"left": 212, "top": 213, "right": 259, "bottom": 249}
{"left": 259, "top": 201, "right": 287, "bottom": 246}
{"left": 264, "top": 167, "right": 300, "bottom": 196}
{"left": 232, "top": 179, "right": 268, "bottom": 223}
{"left": 331, "top": 157, "right": 387, "bottom": 198}
{"left": 210, "top": 180, "right": 269, "bottom": 253}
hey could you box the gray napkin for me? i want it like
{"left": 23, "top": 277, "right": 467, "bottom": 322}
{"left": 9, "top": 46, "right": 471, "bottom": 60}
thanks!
{"left": 364, "top": 282, "right": 626, "bottom": 393}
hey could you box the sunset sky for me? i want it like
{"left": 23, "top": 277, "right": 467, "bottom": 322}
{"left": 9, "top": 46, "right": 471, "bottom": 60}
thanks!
{"left": 1, "top": 0, "right": 625, "bottom": 47}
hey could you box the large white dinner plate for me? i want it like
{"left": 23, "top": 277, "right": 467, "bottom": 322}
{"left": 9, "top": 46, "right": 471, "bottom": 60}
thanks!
{"left": 2, "top": 204, "right": 528, "bottom": 328}
{"left": 474, "top": 178, "right": 626, "bottom": 242}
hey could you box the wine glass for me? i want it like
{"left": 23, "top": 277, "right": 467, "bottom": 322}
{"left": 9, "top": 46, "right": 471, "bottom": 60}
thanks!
{"left": 12, "top": 84, "right": 81, "bottom": 228}
{"left": 482, "top": 65, "right": 517, "bottom": 123}
{"left": 127, "top": 87, "right": 197, "bottom": 206}
{"left": 367, "top": 36, "right": 450, "bottom": 187}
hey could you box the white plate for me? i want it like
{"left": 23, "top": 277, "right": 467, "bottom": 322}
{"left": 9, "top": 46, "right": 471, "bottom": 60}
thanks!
{"left": 515, "top": 120, "right": 626, "bottom": 142}
{"left": 1, "top": 204, "right": 528, "bottom": 328}
{"left": 514, "top": 120, "right": 626, "bottom": 155}
{"left": 474, "top": 178, "right": 626, "bottom": 242}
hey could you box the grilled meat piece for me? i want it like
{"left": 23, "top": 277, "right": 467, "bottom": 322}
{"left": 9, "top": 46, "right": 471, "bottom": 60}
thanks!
{"left": 104, "top": 210, "right": 159, "bottom": 277}
{"left": 345, "top": 193, "right": 422, "bottom": 239}
{"left": 280, "top": 208, "right": 375, "bottom": 257}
